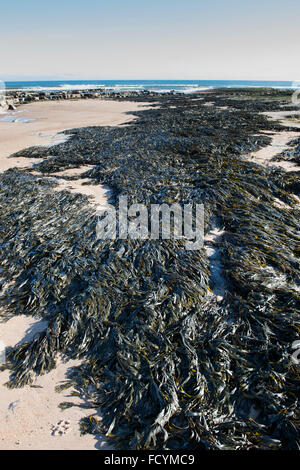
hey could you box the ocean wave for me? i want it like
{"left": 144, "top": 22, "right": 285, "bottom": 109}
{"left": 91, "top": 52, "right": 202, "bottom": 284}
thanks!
{"left": 10, "top": 83, "right": 215, "bottom": 94}
{"left": 5, "top": 81, "right": 298, "bottom": 94}
{"left": 182, "top": 86, "right": 215, "bottom": 93}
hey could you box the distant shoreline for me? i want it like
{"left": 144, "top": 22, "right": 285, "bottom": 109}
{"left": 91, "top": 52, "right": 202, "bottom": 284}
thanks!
{"left": 2, "top": 79, "right": 299, "bottom": 95}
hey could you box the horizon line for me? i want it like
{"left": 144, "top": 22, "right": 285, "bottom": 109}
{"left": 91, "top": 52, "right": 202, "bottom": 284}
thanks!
{"left": 2, "top": 78, "right": 299, "bottom": 83}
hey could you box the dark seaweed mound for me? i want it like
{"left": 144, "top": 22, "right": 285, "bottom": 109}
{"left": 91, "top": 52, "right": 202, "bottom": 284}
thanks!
{"left": 0, "top": 89, "right": 299, "bottom": 450}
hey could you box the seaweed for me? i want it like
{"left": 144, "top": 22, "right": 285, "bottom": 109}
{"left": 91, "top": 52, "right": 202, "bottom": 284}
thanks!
{"left": 0, "top": 89, "right": 299, "bottom": 450}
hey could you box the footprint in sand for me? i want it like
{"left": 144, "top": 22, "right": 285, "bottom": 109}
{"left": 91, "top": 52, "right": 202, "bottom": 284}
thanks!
{"left": 51, "top": 420, "right": 71, "bottom": 436}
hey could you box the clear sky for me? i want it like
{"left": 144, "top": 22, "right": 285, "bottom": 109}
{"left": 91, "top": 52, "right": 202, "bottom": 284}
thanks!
{"left": 1, "top": 0, "right": 299, "bottom": 80}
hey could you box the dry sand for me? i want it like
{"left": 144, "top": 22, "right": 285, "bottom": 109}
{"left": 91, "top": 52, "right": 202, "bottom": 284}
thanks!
{"left": 246, "top": 110, "right": 300, "bottom": 172}
{"left": 0, "top": 98, "right": 155, "bottom": 450}
{"left": 0, "top": 315, "right": 112, "bottom": 450}
{"left": 262, "top": 110, "right": 300, "bottom": 129}
{"left": 246, "top": 130, "right": 299, "bottom": 172}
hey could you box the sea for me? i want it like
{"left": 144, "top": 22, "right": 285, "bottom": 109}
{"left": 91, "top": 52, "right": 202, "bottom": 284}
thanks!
{"left": 3, "top": 79, "right": 300, "bottom": 94}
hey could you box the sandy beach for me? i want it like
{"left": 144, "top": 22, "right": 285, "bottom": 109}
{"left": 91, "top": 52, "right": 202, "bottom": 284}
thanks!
{"left": 0, "top": 316, "right": 112, "bottom": 450}
{"left": 0, "top": 99, "right": 153, "bottom": 171}
{"left": 0, "top": 98, "right": 155, "bottom": 207}
{"left": 0, "top": 97, "right": 153, "bottom": 450}
{"left": 2, "top": 0, "right": 299, "bottom": 454}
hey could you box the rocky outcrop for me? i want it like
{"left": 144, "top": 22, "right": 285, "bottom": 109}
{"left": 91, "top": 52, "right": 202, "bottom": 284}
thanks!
{"left": 2, "top": 88, "right": 174, "bottom": 110}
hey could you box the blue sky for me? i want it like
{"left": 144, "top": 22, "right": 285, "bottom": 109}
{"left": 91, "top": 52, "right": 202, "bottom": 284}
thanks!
{"left": 1, "top": 0, "right": 299, "bottom": 80}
